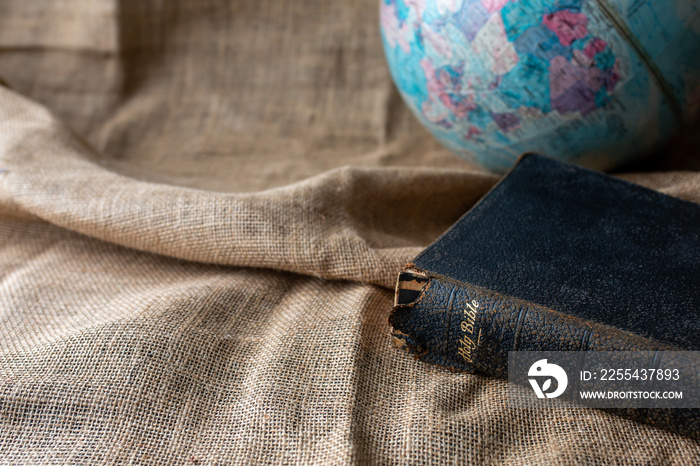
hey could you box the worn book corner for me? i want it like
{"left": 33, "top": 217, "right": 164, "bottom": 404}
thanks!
{"left": 390, "top": 266, "right": 430, "bottom": 356}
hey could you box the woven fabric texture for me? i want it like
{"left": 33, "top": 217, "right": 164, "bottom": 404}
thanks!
{"left": 0, "top": 0, "right": 698, "bottom": 464}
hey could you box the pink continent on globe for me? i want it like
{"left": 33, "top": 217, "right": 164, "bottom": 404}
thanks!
{"left": 543, "top": 10, "right": 589, "bottom": 47}
{"left": 380, "top": 1, "right": 412, "bottom": 53}
{"left": 421, "top": 59, "right": 475, "bottom": 120}
{"left": 482, "top": 0, "right": 513, "bottom": 13}
{"left": 584, "top": 38, "right": 607, "bottom": 59}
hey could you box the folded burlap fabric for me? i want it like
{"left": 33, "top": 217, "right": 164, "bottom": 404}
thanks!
{"left": 0, "top": 0, "right": 698, "bottom": 463}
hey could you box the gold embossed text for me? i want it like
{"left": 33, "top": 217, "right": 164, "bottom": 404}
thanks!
{"left": 458, "top": 299, "right": 480, "bottom": 362}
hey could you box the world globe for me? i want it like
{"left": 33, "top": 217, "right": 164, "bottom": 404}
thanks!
{"left": 380, "top": 0, "right": 700, "bottom": 173}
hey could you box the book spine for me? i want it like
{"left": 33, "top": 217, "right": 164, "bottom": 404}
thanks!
{"left": 390, "top": 269, "right": 676, "bottom": 378}
{"left": 390, "top": 269, "right": 699, "bottom": 439}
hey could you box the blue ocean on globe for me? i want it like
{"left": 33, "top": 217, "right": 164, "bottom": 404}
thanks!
{"left": 380, "top": 0, "right": 700, "bottom": 172}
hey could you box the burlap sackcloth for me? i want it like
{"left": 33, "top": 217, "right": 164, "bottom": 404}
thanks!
{"left": 0, "top": 0, "right": 698, "bottom": 464}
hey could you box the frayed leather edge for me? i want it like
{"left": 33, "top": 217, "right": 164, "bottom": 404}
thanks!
{"left": 389, "top": 265, "right": 432, "bottom": 355}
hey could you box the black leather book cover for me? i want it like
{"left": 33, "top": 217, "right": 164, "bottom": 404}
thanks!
{"left": 389, "top": 153, "right": 700, "bottom": 438}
